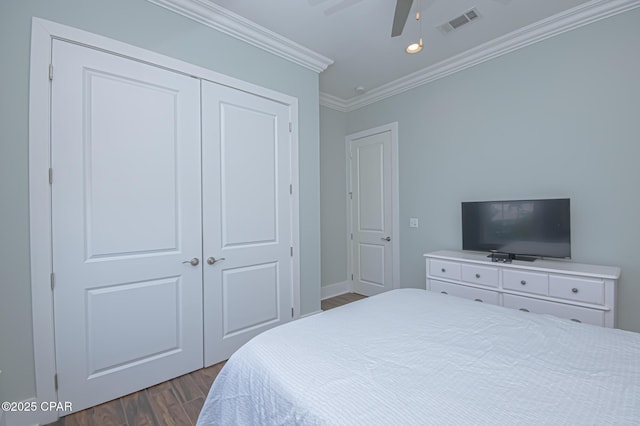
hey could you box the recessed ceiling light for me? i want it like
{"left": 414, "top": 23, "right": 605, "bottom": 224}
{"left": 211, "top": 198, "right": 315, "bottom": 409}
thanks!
{"left": 406, "top": 39, "right": 423, "bottom": 54}
{"left": 405, "top": 4, "right": 423, "bottom": 54}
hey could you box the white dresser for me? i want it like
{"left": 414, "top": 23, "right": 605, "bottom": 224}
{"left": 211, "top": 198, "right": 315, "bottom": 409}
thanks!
{"left": 424, "top": 250, "right": 620, "bottom": 328}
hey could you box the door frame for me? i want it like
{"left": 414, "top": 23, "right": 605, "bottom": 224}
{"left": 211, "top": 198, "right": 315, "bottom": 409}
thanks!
{"left": 28, "top": 18, "right": 300, "bottom": 425}
{"left": 345, "top": 123, "right": 400, "bottom": 293}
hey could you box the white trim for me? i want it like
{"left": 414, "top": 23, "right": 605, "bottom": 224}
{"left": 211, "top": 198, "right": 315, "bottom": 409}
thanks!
{"left": 321, "top": 280, "right": 353, "bottom": 300}
{"left": 146, "top": 0, "right": 333, "bottom": 73}
{"left": 29, "top": 17, "right": 301, "bottom": 425}
{"left": 320, "top": 0, "right": 640, "bottom": 112}
{"left": 290, "top": 101, "right": 301, "bottom": 320}
{"left": 28, "top": 17, "right": 58, "bottom": 426}
{"left": 299, "top": 310, "right": 323, "bottom": 318}
{"left": 346, "top": 122, "right": 400, "bottom": 292}
{"left": 319, "top": 92, "right": 349, "bottom": 113}
{"left": 345, "top": 133, "right": 353, "bottom": 295}
{"left": 390, "top": 124, "right": 400, "bottom": 290}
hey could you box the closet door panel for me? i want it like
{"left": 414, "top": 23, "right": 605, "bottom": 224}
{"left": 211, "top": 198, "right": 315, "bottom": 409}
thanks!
{"left": 220, "top": 102, "right": 278, "bottom": 245}
{"left": 51, "top": 40, "right": 203, "bottom": 413}
{"left": 202, "top": 81, "right": 294, "bottom": 366}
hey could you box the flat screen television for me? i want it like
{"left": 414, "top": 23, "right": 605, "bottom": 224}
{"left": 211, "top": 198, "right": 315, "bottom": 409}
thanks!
{"left": 461, "top": 198, "right": 571, "bottom": 260}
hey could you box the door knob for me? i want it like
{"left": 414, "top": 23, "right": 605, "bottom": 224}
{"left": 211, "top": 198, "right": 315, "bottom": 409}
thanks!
{"left": 182, "top": 258, "right": 199, "bottom": 266}
{"left": 381, "top": 236, "right": 391, "bottom": 242}
{"left": 207, "top": 257, "right": 226, "bottom": 265}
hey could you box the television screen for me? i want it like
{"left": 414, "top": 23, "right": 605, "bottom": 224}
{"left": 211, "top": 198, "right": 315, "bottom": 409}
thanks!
{"left": 462, "top": 198, "right": 571, "bottom": 259}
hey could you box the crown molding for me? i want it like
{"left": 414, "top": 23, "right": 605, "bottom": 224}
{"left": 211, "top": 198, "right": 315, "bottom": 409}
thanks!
{"left": 146, "top": 0, "right": 333, "bottom": 73}
{"left": 321, "top": 0, "right": 640, "bottom": 112}
{"left": 319, "top": 92, "right": 350, "bottom": 113}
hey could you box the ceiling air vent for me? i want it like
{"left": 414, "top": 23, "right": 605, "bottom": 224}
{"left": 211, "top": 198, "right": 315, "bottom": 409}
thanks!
{"left": 438, "top": 8, "right": 480, "bottom": 34}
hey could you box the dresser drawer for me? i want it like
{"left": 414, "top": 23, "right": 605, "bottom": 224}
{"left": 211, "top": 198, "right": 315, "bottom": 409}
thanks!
{"left": 430, "top": 280, "right": 499, "bottom": 305}
{"left": 429, "top": 259, "right": 461, "bottom": 281}
{"left": 503, "top": 269, "right": 548, "bottom": 296}
{"left": 503, "top": 294, "right": 604, "bottom": 326}
{"left": 549, "top": 275, "right": 604, "bottom": 305}
{"left": 425, "top": 251, "right": 619, "bottom": 329}
{"left": 461, "top": 264, "right": 499, "bottom": 288}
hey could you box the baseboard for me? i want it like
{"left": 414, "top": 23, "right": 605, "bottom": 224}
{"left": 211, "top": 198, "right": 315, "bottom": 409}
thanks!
{"left": 321, "top": 280, "right": 352, "bottom": 300}
{"left": 299, "top": 310, "right": 323, "bottom": 319}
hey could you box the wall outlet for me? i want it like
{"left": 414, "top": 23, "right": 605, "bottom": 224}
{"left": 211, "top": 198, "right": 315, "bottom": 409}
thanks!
{"left": 409, "top": 218, "right": 419, "bottom": 228}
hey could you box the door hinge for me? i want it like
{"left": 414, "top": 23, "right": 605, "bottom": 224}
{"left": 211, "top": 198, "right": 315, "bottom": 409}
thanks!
{"left": 291, "top": 307, "right": 294, "bottom": 318}
{"left": 290, "top": 246, "right": 293, "bottom": 257}
{"left": 50, "top": 272, "right": 55, "bottom": 290}
{"left": 49, "top": 168, "right": 53, "bottom": 184}
{"left": 290, "top": 184, "right": 293, "bottom": 194}
{"left": 49, "top": 64, "right": 53, "bottom": 81}
{"left": 349, "top": 191, "right": 352, "bottom": 199}
{"left": 54, "top": 374, "right": 58, "bottom": 391}
{"left": 289, "top": 122, "right": 292, "bottom": 132}
{"left": 350, "top": 233, "right": 353, "bottom": 240}
{"left": 351, "top": 273, "right": 354, "bottom": 280}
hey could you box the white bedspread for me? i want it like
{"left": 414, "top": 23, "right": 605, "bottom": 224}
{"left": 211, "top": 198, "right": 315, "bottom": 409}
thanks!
{"left": 198, "top": 289, "right": 640, "bottom": 425}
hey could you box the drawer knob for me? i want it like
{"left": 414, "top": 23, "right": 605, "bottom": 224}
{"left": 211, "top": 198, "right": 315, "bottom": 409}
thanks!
{"left": 441, "top": 268, "right": 446, "bottom": 273}
{"left": 474, "top": 298, "right": 483, "bottom": 302}
{"left": 475, "top": 273, "right": 481, "bottom": 279}
{"left": 570, "top": 318, "right": 582, "bottom": 323}
{"left": 520, "top": 280, "right": 527, "bottom": 285}
{"left": 571, "top": 288, "right": 579, "bottom": 293}
{"left": 440, "top": 291, "right": 448, "bottom": 295}
{"left": 519, "top": 308, "right": 530, "bottom": 312}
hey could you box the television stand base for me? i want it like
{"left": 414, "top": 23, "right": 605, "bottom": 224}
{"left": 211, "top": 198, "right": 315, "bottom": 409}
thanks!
{"left": 488, "top": 252, "right": 536, "bottom": 263}
{"left": 425, "top": 250, "right": 620, "bottom": 328}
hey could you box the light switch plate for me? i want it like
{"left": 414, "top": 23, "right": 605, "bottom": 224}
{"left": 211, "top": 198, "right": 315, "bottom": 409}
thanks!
{"left": 409, "top": 218, "right": 419, "bottom": 228}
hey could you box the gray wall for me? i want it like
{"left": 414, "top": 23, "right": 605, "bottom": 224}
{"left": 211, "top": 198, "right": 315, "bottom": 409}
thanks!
{"left": 321, "top": 8, "right": 640, "bottom": 332}
{"left": 320, "top": 106, "right": 349, "bottom": 287}
{"left": 0, "top": 0, "right": 321, "bottom": 404}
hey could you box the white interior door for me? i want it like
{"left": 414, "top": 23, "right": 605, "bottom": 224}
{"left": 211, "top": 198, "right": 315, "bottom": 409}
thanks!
{"left": 350, "top": 129, "right": 394, "bottom": 296}
{"left": 202, "top": 81, "right": 294, "bottom": 366}
{"left": 51, "top": 40, "right": 203, "bottom": 412}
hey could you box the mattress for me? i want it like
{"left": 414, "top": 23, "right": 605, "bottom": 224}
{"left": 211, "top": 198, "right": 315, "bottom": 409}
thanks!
{"left": 197, "top": 288, "right": 640, "bottom": 425}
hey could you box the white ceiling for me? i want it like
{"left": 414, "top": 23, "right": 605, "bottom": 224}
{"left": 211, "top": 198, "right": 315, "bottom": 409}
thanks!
{"left": 149, "top": 0, "right": 638, "bottom": 109}
{"left": 209, "top": 0, "right": 593, "bottom": 100}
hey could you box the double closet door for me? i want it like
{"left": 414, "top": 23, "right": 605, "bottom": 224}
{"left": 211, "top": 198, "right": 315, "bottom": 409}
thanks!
{"left": 50, "top": 40, "right": 294, "bottom": 413}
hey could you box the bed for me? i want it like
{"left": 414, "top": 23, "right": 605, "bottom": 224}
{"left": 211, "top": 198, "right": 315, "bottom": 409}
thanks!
{"left": 197, "top": 289, "right": 640, "bottom": 425}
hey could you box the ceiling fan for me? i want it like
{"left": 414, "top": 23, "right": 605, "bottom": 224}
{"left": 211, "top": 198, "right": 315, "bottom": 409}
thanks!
{"left": 308, "top": 0, "right": 434, "bottom": 41}
{"left": 392, "top": 0, "right": 430, "bottom": 53}
{"left": 391, "top": 0, "right": 415, "bottom": 37}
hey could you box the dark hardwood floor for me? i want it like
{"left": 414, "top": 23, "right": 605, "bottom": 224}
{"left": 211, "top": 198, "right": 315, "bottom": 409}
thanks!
{"left": 48, "top": 292, "right": 365, "bottom": 425}
{"left": 321, "top": 292, "right": 367, "bottom": 311}
{"left": 47, "top": 362, "right": 225, "bottom": 426}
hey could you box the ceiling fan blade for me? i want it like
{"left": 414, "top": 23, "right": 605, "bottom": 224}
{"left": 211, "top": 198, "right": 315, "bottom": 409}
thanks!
{"left": 391, "top": 0, "right": 414, "bottom": 37}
